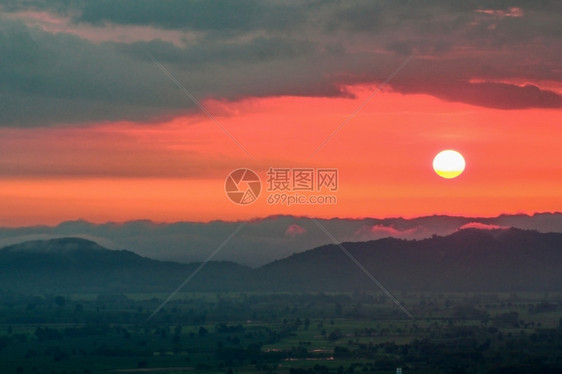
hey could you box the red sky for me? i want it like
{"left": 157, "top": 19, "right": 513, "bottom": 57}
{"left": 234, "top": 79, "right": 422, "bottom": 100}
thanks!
{"left": 1, "top": 87, "right": 560, "bottom": 226}
{"left": 0, "top": 2, "right": 561, "bottom": 226}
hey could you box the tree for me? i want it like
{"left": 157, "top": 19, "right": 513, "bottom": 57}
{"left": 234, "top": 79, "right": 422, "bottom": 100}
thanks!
{"left": 328, "top": 329, "right": 343, "bottom": 341}
{"left": 335, "top": 303, "right": 343, "bottom": 317}
{"left": 198, "top": 326, "right": 208, "bottom": 337}
{"left": 54, "top": 296, "right": 66, "bottom": 308}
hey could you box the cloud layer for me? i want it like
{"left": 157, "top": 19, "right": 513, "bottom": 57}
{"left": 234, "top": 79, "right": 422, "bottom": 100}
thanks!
{"left": 1, "top": 0, "right": 561, "bottom": 127}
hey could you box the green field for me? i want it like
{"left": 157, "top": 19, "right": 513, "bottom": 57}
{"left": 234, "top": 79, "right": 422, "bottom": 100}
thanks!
{"left": 0, "top": 291, "right": 560, "bottom": 373}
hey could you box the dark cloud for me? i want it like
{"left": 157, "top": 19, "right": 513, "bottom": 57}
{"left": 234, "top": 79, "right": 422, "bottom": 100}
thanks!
{"left": 0, "top": 0, "right": 75, "bottom": 13}
{"left": 0, "top": 0, "right": 308, "bottom": 31}
{"left": 430, "top": 81, "right": 562, "bottom": 110}
{"left": 0, "top": 19, "right": 192, "bottom": 126}
{"left": 78, "top": 0, "right": 307, "bottom": 32}
{"left": 0, "top": 16, "right": 349, "bottom": 126}
{"left": 114, "top": 37, "right": 316, "bottom": 67}
{"left": 0, "top": 0, "right": 560, "bottom": 127}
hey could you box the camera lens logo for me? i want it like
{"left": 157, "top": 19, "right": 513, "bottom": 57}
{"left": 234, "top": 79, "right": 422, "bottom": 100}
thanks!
{"left": 225, "top": 168, "right": 261, "bottom": 205}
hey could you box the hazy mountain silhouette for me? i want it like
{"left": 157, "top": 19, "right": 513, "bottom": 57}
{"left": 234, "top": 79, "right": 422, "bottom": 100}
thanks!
{"left": 254, "top": 228, "right": 562, "bottom": 292}
{"left": 0, "top": 213, "right": 560, "bottom": 267}
{"left": 1, "top": 237, "right": 108, "bottom": 254}
{"left": 0, "top": 238, "right": 252, "bottom": 294}
{"left": 0, "top": 229, "right": 561, "bottom": 294}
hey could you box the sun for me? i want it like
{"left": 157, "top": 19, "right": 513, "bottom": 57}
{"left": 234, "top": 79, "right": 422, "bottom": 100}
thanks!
{"left": 433, "top": 150, "right": 466, "bottom": 179}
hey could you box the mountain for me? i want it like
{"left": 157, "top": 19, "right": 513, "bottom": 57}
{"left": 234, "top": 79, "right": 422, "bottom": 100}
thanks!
{"left": 0, "top": 229, "right": 561, "bottom": 294}
{"left": 0, "top": 238, "right": 252, "bottom": 294}
{"left": 254, "top": 228, "right": 562, "bottom": 292}
{"left": 0, "top": 213, "right": 560, "bottom": 266}
{"left": 1, "top": 237, "right": 108, "bottom": 254}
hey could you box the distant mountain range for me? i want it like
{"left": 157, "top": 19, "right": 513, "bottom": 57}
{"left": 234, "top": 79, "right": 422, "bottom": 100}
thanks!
{"left": 1, "top": 228, "right": 561, "bottom": 294}
{"left": 254, "top": 228, "right": 562, "bottom": 292}
{"left": 0, "top": 238, "right": 252, "bottom": 294}
{"left": 0, "top": 213, "right": 560, "bottom": 267}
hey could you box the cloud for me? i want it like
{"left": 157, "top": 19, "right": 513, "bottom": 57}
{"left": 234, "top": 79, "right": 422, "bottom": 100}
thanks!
{"left": 353, "top": 224, "right": 422, "bottom": 241}
{"left": 113, "top": 37, "right": 316, "bottom": 67}
{"left": 371, "top": 224, "right": 417, "bottom": 236}
{"left": 0, "top": 0, "right": 560, "bottom": 127}
{"left": 459, "top": 222, "right": 511, "bottom": 230}
{"left": 0, "top": 19, "right": 191, "bottom": 126}
{"left": 0, "top": 16, "right": 344, "bottom": 127}
{"left": 393, "top": 79, "right": 562, "bottom": 110}
{"left": 475, "top": 7, "right": 524, "bottom": 18}
{"left": 77, "top": 0, "right": 306, "bottom": 32}
{"left": 285, "top": 224, "right": 306, "bottom": 237}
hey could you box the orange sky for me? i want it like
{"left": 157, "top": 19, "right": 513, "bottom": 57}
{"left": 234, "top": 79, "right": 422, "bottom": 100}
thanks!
{"left": 1, "top": 86, "right": 560, "bottom": 226}
{"left": 1, "top": 2, "right": 561, "bottom": 227}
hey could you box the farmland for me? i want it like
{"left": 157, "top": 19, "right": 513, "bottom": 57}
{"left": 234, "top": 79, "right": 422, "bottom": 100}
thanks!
{"left": 0, "top": 291, "right": 560, "bottom": 373}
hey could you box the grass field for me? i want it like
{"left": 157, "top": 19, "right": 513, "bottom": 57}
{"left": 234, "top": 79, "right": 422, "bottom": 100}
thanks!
{"left": 0, "top": 291, "right": 560, "bottom": 373}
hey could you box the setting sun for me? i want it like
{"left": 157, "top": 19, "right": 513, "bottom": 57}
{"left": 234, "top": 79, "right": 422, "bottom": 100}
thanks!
{"left": 433, "top": 150, "right": 466, "bottom": 179}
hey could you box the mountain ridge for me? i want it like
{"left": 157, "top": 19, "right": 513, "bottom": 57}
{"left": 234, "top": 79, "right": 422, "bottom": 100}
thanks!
{"left": 254, "top": 228, "right": 562, "bottom": 292}
{"left": 0, "top": 213, "right": 560, "bottom": 267}
{"left": 0, "top": 228, "right": 561, "bottom": 294}
{"left": 1, "top": 237, "right": 109, "bottom": 253}
{"left": 0, "top": 237, "right": 252, "bottom": 294}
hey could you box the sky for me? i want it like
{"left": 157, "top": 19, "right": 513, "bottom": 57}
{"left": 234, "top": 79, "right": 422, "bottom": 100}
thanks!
{"left": 0, "top": 0, "right": 561, "bottom": 227}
